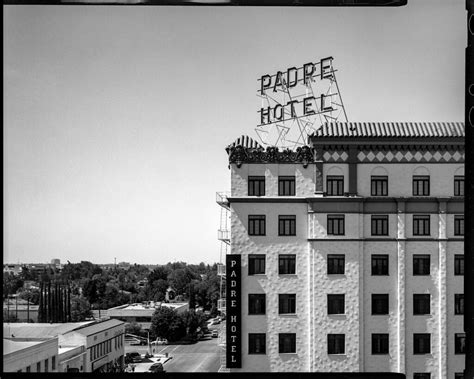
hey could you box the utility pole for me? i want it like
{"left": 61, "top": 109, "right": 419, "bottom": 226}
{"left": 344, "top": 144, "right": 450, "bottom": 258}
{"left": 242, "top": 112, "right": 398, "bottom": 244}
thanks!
{"left": 465, "top": 1, "right": 474, "bottom": 378}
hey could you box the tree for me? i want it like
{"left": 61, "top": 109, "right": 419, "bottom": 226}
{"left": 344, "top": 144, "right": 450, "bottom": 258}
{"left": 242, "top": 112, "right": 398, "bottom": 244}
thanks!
{"left": 150, "top": 307, "right": 186, "bottom": 342}
{"left": 70, "top": 296, "right": 92, "bottom": 322}
{"left": 125, "top": 322, "right": 147, "bottom": 338}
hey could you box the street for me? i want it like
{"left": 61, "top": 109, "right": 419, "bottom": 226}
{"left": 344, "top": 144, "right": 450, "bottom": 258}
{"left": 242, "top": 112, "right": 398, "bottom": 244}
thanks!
{"left": 124, "top": 332, "right": 221, "bottom": 372}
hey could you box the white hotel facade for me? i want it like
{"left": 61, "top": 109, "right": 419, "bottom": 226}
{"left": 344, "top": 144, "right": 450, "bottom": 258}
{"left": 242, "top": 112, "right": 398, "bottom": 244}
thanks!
{"left": 221, "top": 122, "right": 465, "bottom": 378}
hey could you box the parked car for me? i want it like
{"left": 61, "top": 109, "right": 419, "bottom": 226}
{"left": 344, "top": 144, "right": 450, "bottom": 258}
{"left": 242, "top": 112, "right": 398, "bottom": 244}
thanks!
{"left": 211, "top": 330, "right": 218, "bottom": 338}
{"left": 147, "top": 363, "right": 165, "bottom": 373}
{"left": 151, "top": 337, "right": 168, "bottom": 345}
{"left": 125, "top": 352, "right": 142, "bottom": 363}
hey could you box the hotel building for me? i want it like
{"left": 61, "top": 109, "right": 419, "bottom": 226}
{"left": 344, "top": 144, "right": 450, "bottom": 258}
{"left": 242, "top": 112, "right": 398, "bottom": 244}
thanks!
{"left": 220, "top": 122, "right": 465, "bottom": 378}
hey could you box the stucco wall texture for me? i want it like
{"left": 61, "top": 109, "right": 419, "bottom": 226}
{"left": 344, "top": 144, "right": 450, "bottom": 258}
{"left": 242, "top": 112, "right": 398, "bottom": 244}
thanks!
{"left": 226, "top": 161, "right": 464, "bottom": 376}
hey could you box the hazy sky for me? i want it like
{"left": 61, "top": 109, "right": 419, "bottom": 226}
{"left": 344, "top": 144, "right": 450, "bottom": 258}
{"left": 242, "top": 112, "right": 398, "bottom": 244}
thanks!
{"left": 4, "top": 1, "right": 465, "bottom": 265}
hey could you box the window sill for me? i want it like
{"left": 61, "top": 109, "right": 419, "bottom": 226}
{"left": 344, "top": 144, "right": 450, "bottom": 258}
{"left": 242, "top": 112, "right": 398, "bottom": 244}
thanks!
{"left": 328, "top": 314, "right": 346, "bottom": 318}
{"left": 279, "top": 274, "right": 297, "bottom": 277}
{"left": 248, "top": 353, "right": 266, "bottom": 355}
{"left": 248, "top": 274, "right": 267, "bottom": 277}
{"left": 328, "top": 273, "right": 346, "bottom": 277}
{"left": 328, "top": 353, "right": 346, "bottom": 356}
{"left": 279, "top": 314, "right": 297, "bottom": 317}
{"left": 248, "top": 313, "right": 266, "bottom": 316}
{"left": 371, "top": 314, "right": 389, "bottom": 316}
{"left": 278, "top": 352, "right": 297, "bottom": 355}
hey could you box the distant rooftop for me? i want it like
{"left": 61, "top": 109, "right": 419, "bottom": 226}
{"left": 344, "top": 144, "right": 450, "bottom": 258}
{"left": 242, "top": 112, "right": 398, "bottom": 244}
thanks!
{"left": 311, "top": 122, "right": 464, "bottom": 139}
{"left": 109, "top": 302, "right": 188, "bottom": 311}
{"left": 3, "top": 338, "right": 54, "bottom": 355}
{"left": 3, "top": 322, "right": 94, "bottom": 339}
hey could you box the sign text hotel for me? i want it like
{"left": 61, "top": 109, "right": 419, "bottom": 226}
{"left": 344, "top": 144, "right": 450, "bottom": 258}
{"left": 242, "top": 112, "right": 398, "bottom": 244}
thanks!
{"left": 226, "top": 254, "right": 241, "bottom": 368}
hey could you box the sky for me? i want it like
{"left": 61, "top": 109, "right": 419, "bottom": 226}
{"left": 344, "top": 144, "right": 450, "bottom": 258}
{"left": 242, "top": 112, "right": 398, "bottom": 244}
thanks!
{"left": 4, "top": 0, "right": 466, "bottom": 265}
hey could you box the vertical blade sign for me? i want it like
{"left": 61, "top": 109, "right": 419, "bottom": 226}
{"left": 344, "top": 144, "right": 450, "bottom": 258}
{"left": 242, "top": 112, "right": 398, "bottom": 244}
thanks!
{"left": 226, "top": 254, "right": 241, "bottom": 368}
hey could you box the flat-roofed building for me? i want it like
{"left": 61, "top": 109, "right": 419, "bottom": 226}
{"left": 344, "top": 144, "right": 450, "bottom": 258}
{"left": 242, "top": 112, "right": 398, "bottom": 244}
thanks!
{"left": 221, "top": 122, "right": 465, "bottom": 378}
{"left": 3, "top": 319, "right": 125, "bottom": 373}
{"left": 108, "top": 301, "right": 189, "bottom": 329}
{"left": 3, "top": 337, "right": 58, "bottom": 373}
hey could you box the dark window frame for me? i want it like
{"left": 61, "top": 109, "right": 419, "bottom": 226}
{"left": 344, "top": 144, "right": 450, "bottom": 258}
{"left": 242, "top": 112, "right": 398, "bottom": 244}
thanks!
{"left": 413, "top": 374, "right": 431, "bottom": 379}
{"left": 413, "top": 215, "right": 430, "bottom": 236}
{"left": 371, "top": 255, "right": 389, "bottom": 276}
{"left": 327, "top": 215, "right": 345, "bottom": 235}
{"left": 248, "top": 176, "right": 265, "bottom": 196}
{"left": 372, "top": 294, "right": 389, "bottom": 315}
{"left": 371, "top": 175, "right": 388, "bottom": 196}
{"left": 248, "top": 333, "right": 266, "bottom": 354}
{"left": 278, "top": 333, "right": 296, "bottom": 354}
{"left": 248, "top": 294, "right": 266, "bottom": 315}
{"left": 327, "top": 175, "right": 344, "bottom": 196}
{"left": 278, "top": 294, "right": 296, "bottom": 314}
{"left": 455, "top": 294, "right": 464, "bottom": 315}
{"left": 327, "top": 334, "right": 345, "bottom": 355}
{"left": 455, "top": 333, "right": 466, "bottom": 354}
{"left": 371, "top": 215, "right": 389, "bottom": 236}
{"left": 455, "top": 255, "right": 464, "bottom": 275}
{"left": 454, "top": 175, "right": 464, "bottom": 196}
{"left": 413, "top": 333, "right": 431, "bottom": 354}
{"left": 279, "top": 254, "right": 296, "bottom": 275}
{"left": 413, "top": 294, "right": 431, "bottom": 315}
{"left": 327, "top": 254, "right": 345, "bottom": 275}
{"left": 413, "top": 175, "right": 430, "bottom": 196}
{"left": 372, "top": 333, "right": 389, "bottom": 355}
{"left": 278, "top": 176, "right": 296, "bottom": 196}
{"left": 454, "top": 215, "right": 464, "bottom": 236}
{"left": 413, "top": 255, "right": 430, "bottom": 276}
{"left": 279, "top": 215, "right": 296, "bottom": 236}
{"left": 248, "top": 254, "right": 265, "bottom": 275}
{"left": 327, "top": 294, "right": 345, "bottom": 315}
{"left": 248, "top": 215, "right": 266, "bottom": 236}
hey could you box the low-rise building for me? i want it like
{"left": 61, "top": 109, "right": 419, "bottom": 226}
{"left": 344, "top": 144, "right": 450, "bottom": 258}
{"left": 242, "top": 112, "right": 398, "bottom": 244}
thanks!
{"left": 3, "top": 337, "right": 58, "bottom": 372}
{"left": 108, "top": 301, "right": 189, "bottom": 329}
{"left": 3, "top": 319, "right": 125, "bottom": 373}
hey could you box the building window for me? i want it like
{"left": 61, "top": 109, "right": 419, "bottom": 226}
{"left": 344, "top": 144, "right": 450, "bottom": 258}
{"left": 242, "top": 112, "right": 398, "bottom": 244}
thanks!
{"left": 37, "top": 362, "right": 41, "bottom": 372}
{"left": 455, "top": 333, "right": 466, "bottom": 354}
{"left": 413, "top": 294, "right": 430, "bottom": 315}
{"left": 371, "top": 176, "right": 388, "bottom": 196}
{"left": 327, "top": 254, "right": 345, "bottom": 275}
{"left": 278, "top": 176, "right": 295, "bottom": 196}
{"left": 454, "top": 215, "right": 464, "bottom": 236}
{"left": 413, "top": 255, "right": 430, "bottom": 275}
{"left": 372, "top": 334, "right": 389, "bottom": 355}
{"left": 455, "top": 294, "right": 464, "bottom": 315}
{"left": 279, "top": 333, "right": 296, "bottom": 353}
{"left": 52, "top": 356, "right": 56, "bottom": 370}
{"left": 413, "top": 175, "right": 430, "bottom": 196}
{"left": 327, "top": 215, "right": 345, "bottom": 235}
{"left": 414, "top": 374, "right": 431, "bottom": 379}
{"left": 328, "top": 334, "right": 345, "bottom": 354}
{"left": 413, "top": 333, "right": 431, "bottom": 354}
{"left": 248, "top": 255, "right": 265, "bottom": 275}
{"left": 279, "top": 294, "right": 296, "bottom": 314}
{"left": 248, "top": 333, "right": 266, "bottom": 354}
{"left": 455, "top": 373, "right": 465, "bottom": 379}
{"left": 327, "top": 294, "right": 345, "bottom": 315}
{"left": 44, "top": 359, "right": 48, "bottom": 373}
{"left": 372, "top": 294, "right": 389, "bottom": 315}
{"left": 327, "top": 176, "right": 344, "bottom": 196}
{"left": 279, "top": 255, "right": 296, "bottom": 275}
{"left": 372, "top": 255, "right": 389, "bottom": 275}
{"left": 279, "top": 215, "right": 296, "bottom": 236}
{"left": 413, "top": 215, "right": 430, "bottom": 236}
{"left": 248, "top": 215, "right": 266, "bottom": 236}
{"left": 371, "top": 215, "right": 389, "bottom": 236}
{"left": 248, "top": 176, "right": 265, "bottom": 196}
{"left": 455, "top": 255, "right": 464, "bottom": 275}
{"left": 454, "top": 175, "right": 464, "bottom": 196}
{"left": 248, "top": 294, "right": 266, "bottom": 315}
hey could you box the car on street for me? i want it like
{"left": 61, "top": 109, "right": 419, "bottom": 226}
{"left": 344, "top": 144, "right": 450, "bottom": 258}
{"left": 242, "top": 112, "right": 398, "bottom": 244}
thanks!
{"left": 211, "top": 330, "right": 218, "bottom": 338}
{"left": 151, "top": 337, "right": 168, "bottom": 345}
{"left": 147, "top": 363, "right": 165, "bottom": 373}
{"left": 125, "top": 352, "right": 142, "bottom": 363}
